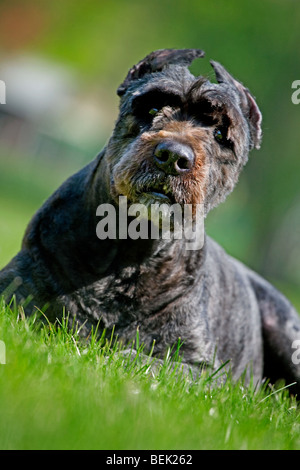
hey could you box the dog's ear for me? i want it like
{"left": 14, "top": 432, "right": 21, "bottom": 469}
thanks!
{"left": 210, "top": 60, "right": 262, "bottom": 149}
{"left": 117, "top": 48, "right": 205, "bottom": 97}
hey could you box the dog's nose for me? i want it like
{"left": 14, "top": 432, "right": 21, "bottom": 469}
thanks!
{"left": 153, "top": 141, "right": 195, "bottom": 175}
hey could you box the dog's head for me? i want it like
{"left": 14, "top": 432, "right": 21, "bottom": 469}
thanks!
{"left": 107, "top": 48, "right": 262, "bottom": 215}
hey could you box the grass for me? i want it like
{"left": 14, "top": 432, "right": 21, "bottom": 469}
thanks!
{"left": 0, "top": 299, "right": 299, "bottom": 450}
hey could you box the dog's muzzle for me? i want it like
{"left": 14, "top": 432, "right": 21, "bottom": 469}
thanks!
{"left": 153, "top": 141, "right": 195, "bottom": 176}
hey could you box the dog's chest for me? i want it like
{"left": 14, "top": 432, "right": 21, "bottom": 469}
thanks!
{"left": 63, "top": 254, "right": 197, "bottom": 346}
{"left": 78, "top": 262, "right": 188, "bottom": 323}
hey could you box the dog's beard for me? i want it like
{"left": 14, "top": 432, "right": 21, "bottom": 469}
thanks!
{"left": 112, "top": 161, "right": 177, "bottom": 204}
{"left": 111, "top": 178, "right": 204, "bottom": 243}
{"left": 110, "top": 134, "right": 207, "bottom": 220}
{"left": 132, "top": 178, "right": 177, "bottom": 206}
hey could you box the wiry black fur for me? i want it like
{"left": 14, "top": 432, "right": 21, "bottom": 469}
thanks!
{"left": 0, "top": 49, "right": 299, "bottom": 393}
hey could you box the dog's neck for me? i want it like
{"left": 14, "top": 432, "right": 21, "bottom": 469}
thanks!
{"left": 25, "top": 153, "right": 207, "bottom": 297}
{"left": 86, "top": 150, "right": 207, "bottom": 268}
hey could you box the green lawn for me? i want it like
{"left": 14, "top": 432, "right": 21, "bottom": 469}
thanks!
{"left": 0, "top": 300, "right": 299, "bottom": 450}
{"left": 0, "top": 155, "right": 299, "bottom": 450}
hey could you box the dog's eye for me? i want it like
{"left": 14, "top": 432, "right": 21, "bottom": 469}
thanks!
{"left": 132, "top": 90, "right": 182, "bottom": 126}
{"left": 214, "top": 128, "right": 224, "bottom": 142}
{"left": 214, "top": 127, "right": 233, "bottom": 150}
{"left": 149, "top": 108, "right": 159, "bottom": 116}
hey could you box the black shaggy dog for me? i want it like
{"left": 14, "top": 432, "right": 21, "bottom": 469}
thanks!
{"left": 1, "top": 49, "right": 299, "bottom": 392}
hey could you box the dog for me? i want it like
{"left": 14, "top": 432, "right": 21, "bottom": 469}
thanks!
{"left": 1, "top": 49, "right": 299, "bottom": 392}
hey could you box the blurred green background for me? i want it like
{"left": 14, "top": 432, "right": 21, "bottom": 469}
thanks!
{"left": 0, "top": 0, "right": 299, "bottom": 307}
